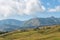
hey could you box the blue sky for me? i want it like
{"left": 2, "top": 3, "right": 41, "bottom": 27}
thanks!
{"left": 39, "top": 0, "right": 60, "bottom": 17}
{"left": 0, "top": 0, "right": 60, "bottom": 21}
{"left": 41, "top": 0, "right": 60, "bottom": 8}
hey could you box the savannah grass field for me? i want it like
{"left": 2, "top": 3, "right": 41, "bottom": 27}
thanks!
{"left": 0, "top": 25, "right": 60, "bottom": 40}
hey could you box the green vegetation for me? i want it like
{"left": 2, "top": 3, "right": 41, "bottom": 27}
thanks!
{"left": 0, "top": 25, "right": 60, "bottom": 40}
{"left": 0, "top": 31, "right": 8, "bottom": 34}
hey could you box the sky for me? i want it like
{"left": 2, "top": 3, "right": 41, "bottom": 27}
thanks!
{"left": 0, "top": 0, "right": 60, "bottom": 21}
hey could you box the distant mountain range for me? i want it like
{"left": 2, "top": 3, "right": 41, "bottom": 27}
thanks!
{"left": 0, "top": 19, "right": 23, "bottom": 31}
{"left": 0, "top": 17, "right": 60, "bottom": 31}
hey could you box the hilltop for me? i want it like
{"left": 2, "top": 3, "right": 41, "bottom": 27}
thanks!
{"left": 0, "top": 25, "right": 60, "bottom": 40}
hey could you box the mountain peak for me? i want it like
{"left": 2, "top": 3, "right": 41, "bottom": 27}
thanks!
{"left": 50, "top": 16, "right": 55, "bottom": 18}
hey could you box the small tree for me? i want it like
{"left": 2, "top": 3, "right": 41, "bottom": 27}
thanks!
{"left": 34, "top": 27, "right": 40, "bottom": 31}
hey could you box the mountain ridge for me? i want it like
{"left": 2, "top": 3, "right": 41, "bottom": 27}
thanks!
{"left": 0, "top": 17, "right": 60, "bottom": 31}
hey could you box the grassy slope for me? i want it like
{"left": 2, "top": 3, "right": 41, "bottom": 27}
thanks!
{"left": 0, "top": 25, "right": 60, "bottom": 40}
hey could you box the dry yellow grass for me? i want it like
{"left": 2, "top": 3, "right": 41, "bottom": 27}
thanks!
{"left": 0, "top": 25, "right": 60, "bottom": 40}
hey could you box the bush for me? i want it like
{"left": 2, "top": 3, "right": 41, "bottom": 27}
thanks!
{"left": 34, "top": 27, "right": 40, "bottom": 31}
{"left": 46, "top": 27, "right": 51, "bottom": 29}
{"left": 20, "top": 29, "right": 28, "bottom": 32}
{"left": 58, "top": 28, "right": 60, "bottom": 32}
{"left": 38, "top": 30, "right": 45, "bottom": 34}
{"left": 0, "top": 31, "right": 8, "bottom": 34}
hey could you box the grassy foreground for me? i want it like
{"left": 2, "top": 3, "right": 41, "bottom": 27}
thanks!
{"left": 0, "top": 25, "right": 60, "bottom": 40}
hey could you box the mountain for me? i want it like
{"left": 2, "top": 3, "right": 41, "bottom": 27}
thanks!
{"left": 0, "top": 17, "right": 60, "bottom": 31}
{"left": 23, "top": 17, "right": 60, "bottom": 27}
{"left": 22, "top": 18, "right": 40, "bottom": 28}
{"left": 0, "top": 19, "right": 23, "bottom": 31}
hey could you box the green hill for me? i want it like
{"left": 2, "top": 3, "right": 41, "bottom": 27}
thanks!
{"left": 0, "top": 25, "right": 60, "bottom": 40}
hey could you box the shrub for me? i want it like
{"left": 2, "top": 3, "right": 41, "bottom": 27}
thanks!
{"left": 20, "top": 29, "right": 28, "bottom": 32}
{"left": 34, "top": 27, "right": 40, "bottom": 31}
{"left": 46, "top": 27, "right": 51, "bottom": 29}
{"left": 38, "top": 30, "right": 45, "bottom": 34}
{"left": 58, "top": 28, "right": 60, "bottom": 32}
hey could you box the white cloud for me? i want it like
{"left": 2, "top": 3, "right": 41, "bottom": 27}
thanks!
{"left": 0, "top": 0, "right": 16, "bottom": 18}
{"left": 17, "top": 0, "right": 45, "bottom": 15}
{"left": 48, "top": 6, "right": 60, "bottom": 12}
{"left": 0, "top": 5, "right": 12, "bottom": 17}
{"left": 0, "top": 0, "right": 45, "bottom": 19}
